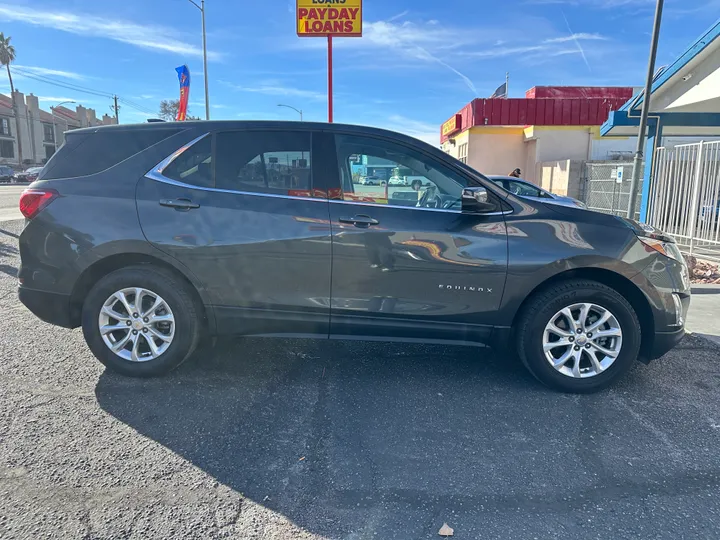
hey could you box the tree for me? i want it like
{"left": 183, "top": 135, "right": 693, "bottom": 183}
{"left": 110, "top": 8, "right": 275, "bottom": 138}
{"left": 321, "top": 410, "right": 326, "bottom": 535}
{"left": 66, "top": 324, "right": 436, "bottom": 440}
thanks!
{"left": 0, "top": 33, "right": 22, "bottom": 165}
{"left": 159, "top": 99, "right": 179, "bottom": 121}
{"left": 158, "top": 99, "right": 200, "bottom": 121}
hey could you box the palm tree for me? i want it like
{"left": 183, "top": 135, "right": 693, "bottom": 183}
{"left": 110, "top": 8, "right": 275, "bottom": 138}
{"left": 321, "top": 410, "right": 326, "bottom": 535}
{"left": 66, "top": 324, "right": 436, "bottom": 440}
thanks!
{"left": 0, "top": 33, "right": 22, "bottom": 165}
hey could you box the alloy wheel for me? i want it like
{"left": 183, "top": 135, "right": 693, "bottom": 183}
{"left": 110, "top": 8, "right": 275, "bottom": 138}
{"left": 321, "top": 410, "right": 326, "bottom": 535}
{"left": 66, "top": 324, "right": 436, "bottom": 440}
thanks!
{"left": 98, "top": 287, "right": 175, "bottom": 362}
{"left": 542, "top": 302, "right": 623, "bottom": 378}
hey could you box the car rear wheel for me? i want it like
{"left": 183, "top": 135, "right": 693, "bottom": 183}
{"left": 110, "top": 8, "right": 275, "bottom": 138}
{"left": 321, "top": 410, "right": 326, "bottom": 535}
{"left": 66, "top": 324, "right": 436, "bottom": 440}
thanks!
{"left": 516, "top": 279, "right": 641, "bottom": 393}
{"left": 81, "top": 265, "right": 202, "bottom": 377}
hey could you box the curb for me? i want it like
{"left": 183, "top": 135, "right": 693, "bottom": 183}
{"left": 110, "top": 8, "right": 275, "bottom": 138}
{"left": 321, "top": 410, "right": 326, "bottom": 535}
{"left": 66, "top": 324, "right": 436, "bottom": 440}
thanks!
{"left": 691, "top": 284, "right": 720, "bottom": 295}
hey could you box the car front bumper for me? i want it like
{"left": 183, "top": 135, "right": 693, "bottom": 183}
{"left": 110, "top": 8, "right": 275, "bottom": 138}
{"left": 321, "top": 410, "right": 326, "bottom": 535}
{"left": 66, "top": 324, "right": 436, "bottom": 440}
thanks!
{"left": 648, "top": 327, "right": 686, "bottom": 360}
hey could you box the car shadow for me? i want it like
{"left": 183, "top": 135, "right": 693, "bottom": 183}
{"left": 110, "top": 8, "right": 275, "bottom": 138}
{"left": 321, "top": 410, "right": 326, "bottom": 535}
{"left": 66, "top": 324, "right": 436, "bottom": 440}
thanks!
{"left": 0, "top": 227, "right": 20, "bottom": 240}
{"left": 0, "top": 236, "right": 18, "bottom": 277}
{"left": 96, "top": 337, "right": 567, "bottom": 536}
{"left": 0, "top": 263, "right": 17, "bottom": 277}
{"left": 94, "top": 335, "right": 720, "bottom": 537}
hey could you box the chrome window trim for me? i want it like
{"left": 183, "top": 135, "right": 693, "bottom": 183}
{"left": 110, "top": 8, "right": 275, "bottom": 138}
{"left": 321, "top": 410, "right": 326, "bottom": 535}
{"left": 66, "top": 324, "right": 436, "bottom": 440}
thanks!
{"left": 148, "top": 132, "right": 210, "bottom": 179}
{"left": 145, "top": 131, "right": 323, "bottom": 203}
{"left": 144, "top": 132, "right": 512, "bottom": 213}
{"left": 144, "top": 173, "right": 326, "bottom": 203}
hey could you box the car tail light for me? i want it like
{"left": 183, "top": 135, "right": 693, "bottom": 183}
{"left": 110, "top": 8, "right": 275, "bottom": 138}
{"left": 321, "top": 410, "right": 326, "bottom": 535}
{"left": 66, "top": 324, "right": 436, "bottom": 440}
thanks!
{"left": 19, "top": 188, "right": 59, "bottom": 219}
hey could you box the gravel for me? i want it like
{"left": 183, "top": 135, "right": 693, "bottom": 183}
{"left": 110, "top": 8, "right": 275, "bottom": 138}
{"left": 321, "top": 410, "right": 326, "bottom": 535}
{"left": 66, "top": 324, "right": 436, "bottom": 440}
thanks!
{"left": 1, "top": 218, "right": 720, "bottom": 539}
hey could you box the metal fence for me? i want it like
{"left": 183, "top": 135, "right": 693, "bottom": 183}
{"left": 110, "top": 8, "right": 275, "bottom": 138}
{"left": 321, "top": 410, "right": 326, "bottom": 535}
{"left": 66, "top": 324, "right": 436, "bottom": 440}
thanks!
{"left": 648, "top": 141, "right": 720, "bottom": 262}
{"left": 583, "top": 161, "right": 641, "bottom": 220}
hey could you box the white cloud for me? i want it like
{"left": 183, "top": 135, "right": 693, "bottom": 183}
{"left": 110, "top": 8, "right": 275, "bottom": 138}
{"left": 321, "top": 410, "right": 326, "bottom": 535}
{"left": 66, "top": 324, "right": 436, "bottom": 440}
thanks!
{"left": 220, "top": 80, "right": 326, "bottom": 101}
{"left": 561, "top": 11, "right": 591, "bottom": 71}
{"left": 321, "top": 20, "right": 479, "bottom": 95}
{"left": 543, "top": 33, "right": 608, "bottom": 43}
{"left": 462, "top": 45, "right": 547, "bottom": 58}
{"left": 383, "top": 115, "right": 439, "bottom": 146}
{"left": 14, "top": 65, "right": 85, "bottom": 80}
{"left": 525, "top": 0, "right": 653, "bottom": 6}
{"left": 37, "top": 96, "right": 84, "bottom": 103}
{"left": 387, "top": 10, "right": 409, "bottom": 22}
{"left": 0, "top": 5, "right": 219, "bottom": 60}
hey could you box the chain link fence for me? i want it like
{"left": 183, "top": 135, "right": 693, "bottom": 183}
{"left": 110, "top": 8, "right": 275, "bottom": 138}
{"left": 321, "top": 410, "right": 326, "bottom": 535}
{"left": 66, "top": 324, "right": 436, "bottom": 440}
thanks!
{"left": 582, "top": 161, "right": 641, "bottom": 221}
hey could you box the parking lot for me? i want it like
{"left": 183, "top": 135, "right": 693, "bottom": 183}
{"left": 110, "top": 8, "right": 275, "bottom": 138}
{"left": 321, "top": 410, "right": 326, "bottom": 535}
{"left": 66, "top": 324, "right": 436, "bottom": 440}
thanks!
{"left": 2, "top": 210, "right": 720, "bottom": 539}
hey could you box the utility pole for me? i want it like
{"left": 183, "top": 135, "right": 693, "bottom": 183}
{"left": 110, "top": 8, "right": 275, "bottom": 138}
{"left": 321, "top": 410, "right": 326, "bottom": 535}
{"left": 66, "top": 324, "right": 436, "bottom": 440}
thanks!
{"left": 627, "top": 0, "right": 664, "bottom": 220}
{"left": 112, "top": 95, "right": 120, "bottom": 123}
{"left": 187, "top": 0, "right": 210, "bottom": 120}
{"left": 201, "top": 0, "right": 210, "bottom": 120}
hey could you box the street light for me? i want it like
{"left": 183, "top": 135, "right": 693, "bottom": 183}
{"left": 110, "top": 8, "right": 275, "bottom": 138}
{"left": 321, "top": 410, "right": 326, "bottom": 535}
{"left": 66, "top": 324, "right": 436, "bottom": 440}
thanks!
{"left": 187, "top": 0, "right": 210, "bottom": 121}
{"left": 277, "top": 104, "right": 303, "bottom": 121}
{"left": 50, "top": 100, "right": 75, "bottom": 151}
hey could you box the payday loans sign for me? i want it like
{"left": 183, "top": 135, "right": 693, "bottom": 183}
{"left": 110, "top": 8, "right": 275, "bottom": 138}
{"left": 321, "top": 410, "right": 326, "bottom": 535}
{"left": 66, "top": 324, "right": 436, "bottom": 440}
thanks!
{"left": 297, "top": 0, "right": 362, "bottom": 37}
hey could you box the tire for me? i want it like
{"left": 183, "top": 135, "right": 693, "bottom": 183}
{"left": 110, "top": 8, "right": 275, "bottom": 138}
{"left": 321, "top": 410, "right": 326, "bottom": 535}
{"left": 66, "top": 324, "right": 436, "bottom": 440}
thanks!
{"left": 81, "top": 265, "right": 202, "bottom": 377}
{"left": 516, "top": 279, "right": 641, "bottom": 393}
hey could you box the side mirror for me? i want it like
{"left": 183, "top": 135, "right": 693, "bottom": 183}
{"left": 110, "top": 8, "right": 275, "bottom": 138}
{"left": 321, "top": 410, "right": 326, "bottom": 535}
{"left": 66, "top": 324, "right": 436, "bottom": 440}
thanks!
{"left": 462, "top": 187, "right": 497, "bottom": 213}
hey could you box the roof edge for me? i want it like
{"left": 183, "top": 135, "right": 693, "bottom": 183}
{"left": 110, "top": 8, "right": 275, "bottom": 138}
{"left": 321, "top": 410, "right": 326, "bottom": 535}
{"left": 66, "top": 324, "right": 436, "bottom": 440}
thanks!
{"left": 621, "top": 17, "right": 720, "bottom": 112}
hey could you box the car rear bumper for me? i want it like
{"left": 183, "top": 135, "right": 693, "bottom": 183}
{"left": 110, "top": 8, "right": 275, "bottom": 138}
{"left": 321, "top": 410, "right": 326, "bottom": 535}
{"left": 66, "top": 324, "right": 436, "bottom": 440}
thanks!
{"left": 18, "top": 287, "right": 76, "bottom": 328}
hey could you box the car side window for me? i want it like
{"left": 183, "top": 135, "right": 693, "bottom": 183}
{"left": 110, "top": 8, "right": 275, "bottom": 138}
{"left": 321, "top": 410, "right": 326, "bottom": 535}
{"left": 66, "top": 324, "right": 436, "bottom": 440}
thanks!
{"left": 334, "top": 134, "right": 469, "bottom": 211}
{"left": 507, "top": 180, "right": 542, "bottom": 197}
{"left": 215, "top": 130, "right": 311, "bottom": 196}
{"left": 163, "top": 135, "right": 213, "bottom": 188}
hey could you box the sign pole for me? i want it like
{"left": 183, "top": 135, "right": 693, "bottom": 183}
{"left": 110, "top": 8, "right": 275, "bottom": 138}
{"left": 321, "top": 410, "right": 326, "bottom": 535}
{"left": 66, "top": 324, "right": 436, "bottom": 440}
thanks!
{"left": 328, "top": 35, "right": 334, "bottom": 123}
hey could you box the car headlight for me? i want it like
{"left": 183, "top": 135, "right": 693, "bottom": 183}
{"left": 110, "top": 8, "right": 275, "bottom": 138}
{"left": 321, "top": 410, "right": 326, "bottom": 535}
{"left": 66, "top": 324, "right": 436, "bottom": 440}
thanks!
{"left": 637, "top": 236, "right": 684, "bottom": 264}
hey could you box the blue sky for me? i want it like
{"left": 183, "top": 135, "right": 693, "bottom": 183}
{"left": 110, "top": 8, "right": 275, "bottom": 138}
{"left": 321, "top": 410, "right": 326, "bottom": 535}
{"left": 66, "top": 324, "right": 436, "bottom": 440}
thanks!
{"left": 0, "top": 0, "right": 715, "bottom": 144}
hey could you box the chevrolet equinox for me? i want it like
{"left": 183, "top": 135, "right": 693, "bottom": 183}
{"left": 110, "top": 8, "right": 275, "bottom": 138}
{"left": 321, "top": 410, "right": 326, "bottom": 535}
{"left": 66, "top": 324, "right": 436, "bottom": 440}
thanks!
{"left": 17, "top": 121, "right": 690, "bottom": 392}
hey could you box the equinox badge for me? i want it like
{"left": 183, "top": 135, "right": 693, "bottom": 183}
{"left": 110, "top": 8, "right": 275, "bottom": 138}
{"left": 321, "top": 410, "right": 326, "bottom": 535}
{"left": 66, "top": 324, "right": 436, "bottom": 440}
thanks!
{"left": 439, "top": 284, "right": 493, "bottom": 293}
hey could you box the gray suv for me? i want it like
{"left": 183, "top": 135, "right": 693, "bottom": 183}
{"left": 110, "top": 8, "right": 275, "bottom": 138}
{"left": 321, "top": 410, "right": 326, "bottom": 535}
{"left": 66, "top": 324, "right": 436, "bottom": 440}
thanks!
{"left": 17, "top": 121, "right": 690, "bottom": 392}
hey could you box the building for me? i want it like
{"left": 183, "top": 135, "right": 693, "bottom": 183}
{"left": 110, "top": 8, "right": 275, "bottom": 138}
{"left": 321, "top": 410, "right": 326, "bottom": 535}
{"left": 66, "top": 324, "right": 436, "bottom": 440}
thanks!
{"left": 601, "top": 18, "right": 720, "bottom": 223}
{"left": 439, "top": 86, "right": 638, "bottom": 194}
{"left": 0, "top": 90, "right": 116, "bottom": 168}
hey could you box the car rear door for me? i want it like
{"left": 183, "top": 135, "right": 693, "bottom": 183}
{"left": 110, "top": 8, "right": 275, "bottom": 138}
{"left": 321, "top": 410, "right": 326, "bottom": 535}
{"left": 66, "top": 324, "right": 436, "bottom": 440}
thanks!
{"left": 321, "top": 131, "right": 509, "bottom": 343}
{"left": 136, "top": 128, "right": 332, "bottom": 336}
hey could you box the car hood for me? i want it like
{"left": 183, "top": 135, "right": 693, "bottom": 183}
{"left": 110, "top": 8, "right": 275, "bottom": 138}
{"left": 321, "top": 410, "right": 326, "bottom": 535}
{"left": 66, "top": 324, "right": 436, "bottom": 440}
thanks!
{"left": 535, "top": 195, "right": 585, "bottom": 209}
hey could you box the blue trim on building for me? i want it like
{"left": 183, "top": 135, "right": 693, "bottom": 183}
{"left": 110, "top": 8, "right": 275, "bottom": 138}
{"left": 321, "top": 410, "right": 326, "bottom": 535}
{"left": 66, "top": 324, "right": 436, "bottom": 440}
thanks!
{"left": 639, "top": 122, "right": 662, "bottom": 222}
{"left": 602, "top": 111, "right": 720, "bottom": 136}
{"left": 620, "top": 18, "right": 720, "bottom": 112}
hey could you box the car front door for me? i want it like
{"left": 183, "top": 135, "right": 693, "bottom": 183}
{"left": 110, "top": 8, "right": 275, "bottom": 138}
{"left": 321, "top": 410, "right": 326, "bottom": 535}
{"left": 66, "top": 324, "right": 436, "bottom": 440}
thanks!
{"left": 323, "top": 132, "right": 509, "bottom": 343}
{"left": 136, "top": 129, "right": 332, "bottom": 336}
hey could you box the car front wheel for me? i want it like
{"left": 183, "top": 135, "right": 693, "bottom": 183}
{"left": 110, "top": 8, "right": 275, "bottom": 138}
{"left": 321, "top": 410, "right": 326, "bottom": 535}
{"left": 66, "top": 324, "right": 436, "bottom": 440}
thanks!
{"left": 516, "top": 279, "right": 641, "bottom": 393}
{"left": 81, "top": 265, "right": 202, "bottom": 377}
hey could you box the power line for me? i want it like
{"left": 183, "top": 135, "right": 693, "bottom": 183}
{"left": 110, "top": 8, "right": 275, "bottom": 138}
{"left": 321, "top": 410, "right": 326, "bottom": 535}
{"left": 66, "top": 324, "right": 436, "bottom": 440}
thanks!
{"left": 9, "top": 66, "right": 160, "bottom": 118}
{"left": 12, "top": 67, "right": 114, "bottom": 99}
{"left": 117, "top": 97, "right": 155, "bottom": 115}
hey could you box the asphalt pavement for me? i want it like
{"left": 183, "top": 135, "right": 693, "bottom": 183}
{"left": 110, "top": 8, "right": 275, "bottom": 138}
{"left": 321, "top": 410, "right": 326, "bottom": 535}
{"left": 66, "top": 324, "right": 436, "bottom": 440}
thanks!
{"left": 1, "top": 217, "right": 720, "bottom": 539}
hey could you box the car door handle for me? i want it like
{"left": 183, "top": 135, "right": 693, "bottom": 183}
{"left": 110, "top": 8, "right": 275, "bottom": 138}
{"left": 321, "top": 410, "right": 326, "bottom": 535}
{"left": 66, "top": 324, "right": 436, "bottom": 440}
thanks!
{"left": 159, "top": 198, "right": 200, "bottom": 210}
{"left": 338, "top": 215, "right": 379, "bottom": 228}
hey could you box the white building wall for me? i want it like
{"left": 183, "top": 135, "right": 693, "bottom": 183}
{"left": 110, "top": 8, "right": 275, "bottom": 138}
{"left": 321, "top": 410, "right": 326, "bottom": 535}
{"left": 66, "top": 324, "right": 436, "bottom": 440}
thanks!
{"left": 534, "top": 129, "right": 592, "bottom": 163}
{"left": 654, "top": 46, "right": 720, "bottom": 113}
{"left": 590, "top": 136, "right": 637, "bottom": 160}
{"left": 467, "top": 130, "right": 526, "bottom": 176}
